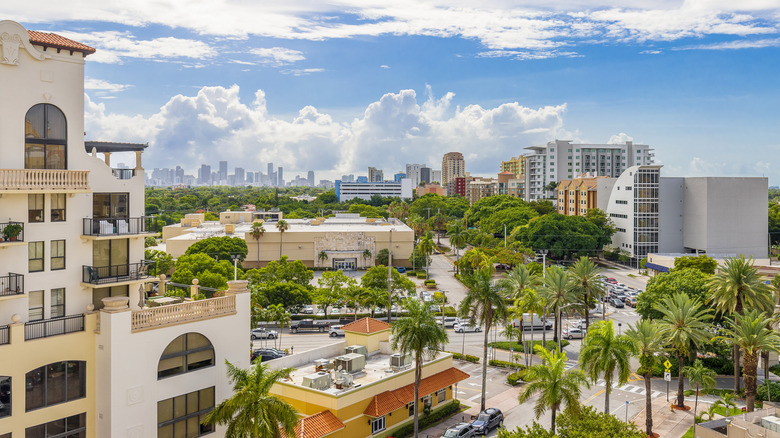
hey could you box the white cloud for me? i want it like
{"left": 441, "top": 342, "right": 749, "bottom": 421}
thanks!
{"left": 84, "top": 85, "right": 570, "bottom": 179}
{"left": 84, "top": 77, "right": 131, "bottom": 93}
{"left": 380, "top": 64, "right": 391, "bottom": 69}
{"left": 675, "top": 38, "right": 780, "bottom": 50}
{"left": 280, "top": 68, "right": 325, "bottom": 76}
{"left": 607, "top": 132, "right": 634, "bottom": 144}
{"left": 55, "top": 30, "right": 216, "bottom": 64}
{"left": 249, "top": 47, "right": 305, "bottom": 66}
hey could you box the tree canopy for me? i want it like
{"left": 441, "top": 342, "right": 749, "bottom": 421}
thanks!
{"left": 498, "top": 405, "right": 645, "bottom": 438}
{"left": 672, "top": 255, "right": 718, "bottom": 275}
{"left": 636, "top": 268, "right": 711, "bottom": 320}
{"left": 184, "top": 236, "right": 248, "bottom": 264}
{"left": 516, "top": 214, "right": 602, "bottom": 259}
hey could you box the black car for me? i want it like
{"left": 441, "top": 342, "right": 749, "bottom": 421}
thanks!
{"left": 251, "top": 348, "right": 286, "bottom": 363}
{"left": 471, "top": 408, "right": 503, "bottom": 435}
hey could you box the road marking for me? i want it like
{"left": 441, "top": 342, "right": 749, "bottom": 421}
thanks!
{"left": 593, "top": 379, "right": 664, "bottom": 398}
{"left": 582, "top": 389, "right": 605, "bottom": 404}
{"left": 467, "top": 394, "right": 482, "bottom": 402}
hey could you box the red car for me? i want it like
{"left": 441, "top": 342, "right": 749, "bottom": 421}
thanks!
{"left": 606, "top": 278, "right": 617, "bottom": 284}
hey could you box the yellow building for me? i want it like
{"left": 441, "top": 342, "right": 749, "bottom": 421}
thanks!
{"left": 271, "top": 318, "right": 469, "bottom": 438}
{"left": 557, "top": 175, "right": 613, "bottom": 216}
{"left": 500, "top": 155, "right": 526, "bottom": 179}
{"left": 163, "top": 212, "right": 415, "bottom": 269}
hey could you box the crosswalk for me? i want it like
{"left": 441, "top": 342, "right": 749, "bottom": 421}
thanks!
{"left": 593, "top": 379, "right": 664, "bottom": 398}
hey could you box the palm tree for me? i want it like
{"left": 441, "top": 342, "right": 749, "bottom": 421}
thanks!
{"left": 626, "top": 320, "right": 666, "bottom": 437}
{"left": 517, "top": 288, "right": 546, "bottom": 367}
{"left": 458, "top": 266, "right": 509, "bottom": 411}
{"left": 500, "top": 309, "right": 524, "bottom": 369}
{"left": 720, "top": 309, "right": 780, "bottom": 411}
{"left": 501, "top": 264, "right": 542, "bottom": 302}
{"left": 567, "top": 256, "right": 604, "bottom": 329}
{"left": 406, "top": 214, "right": 427, "bottom": 240}
{"left": 518, "top": 345, "right": 590, "bottom": 434}
{"left": 362, "top": 249, "right": 372, "bottom": 266}
{"left": 654, "top": 293, "right": 713, "bottom": 408}
{"left": 418, "top": 233, "right": 436, "bottom": 279}
{"left": 707, "top": 255, "right": 774, "bottom": 394}
{"left": 447, "top": 221, "right": 467, "bottom": 274}
{"left": 317, "top": 250, "right": 329, "bottom": 268}
{"left": 360, "top": 288, "right": 387, "bottom": 318}
{"left": 275, "top": 220, "right": 289, "bottom": 259}
{"left": 392, "top": 298, "right": 448, "bottom": 438}
{"left": 578, "top": 320, "right": 637, "bottom": 414}
{"left": 249, "top": 222, "right": 265, "bottom": 268}
{"left": 539, "top": 266, "right": 578, "bottom": 352}
{"left": 683, "top": 359, "right": 717, "bottom": 436}
{"left": 203, "top": 361, "right": 298, "bottom": 437}
{"left": 430, "top": 213, "right": 447, "bottom": 244}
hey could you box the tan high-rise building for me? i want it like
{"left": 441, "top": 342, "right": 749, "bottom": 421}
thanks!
{"left": 441, "top": 152, "right": 465, "bottom": 195}
{"left": 556, "top": 174, "right": 616, "bottom": 216}
{"left": 501, "top": 155, "right": 526, "bottom": 179}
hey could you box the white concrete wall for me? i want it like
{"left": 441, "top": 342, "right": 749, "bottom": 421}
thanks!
{"left": 659, "top": 177, "right": 684, "bottom": 253}
{"left": 606, "top": 166, "right": 638, "bottom": 255}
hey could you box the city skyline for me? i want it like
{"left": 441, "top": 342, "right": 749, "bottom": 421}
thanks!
{"left": 4, "top": 2, "right": 780, "bottom": 183}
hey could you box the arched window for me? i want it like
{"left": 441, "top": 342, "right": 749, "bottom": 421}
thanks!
{"left": 158, "top": 333, "right": 214, "bottom": 379}
{"left": 25, "top": 104, "right": 67, "bottom": 169}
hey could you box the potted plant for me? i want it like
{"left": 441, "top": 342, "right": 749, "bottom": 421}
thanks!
{"left": 2, "top": 223, "right": 22, "bottom": 241}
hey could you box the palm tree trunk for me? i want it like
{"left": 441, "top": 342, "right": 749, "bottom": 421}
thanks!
{"left": 551, "top": 406, "right": 557, "bottom": 434}
{"left": 557, "top": 307, "right": 562, "bottom": 353}
{"left": 605, "top": 376, "right": 611, "bottom": 414}
{"left": 677, "top": 353, "right": 685, "bottom": 408}
{"left": 584, "top": 291, "right": 590, "bottom": 332}
{"left": 414, "top": 361, "right": 421, "bottom": 438}
{"left": 744, "top": 352, "right": 758, "bottom": 412}
{"left": 645, "top": 372, "right": 653, "bottom": 436}
{"left": 481, "top": 324, "right": 490, "bottom": 412}
{"left": 542, "top": 309, "right": 548, "bottom": 348}
{"left": 693, "top": 385, "right": 699, "bottom": 437}
{"left": 529, "top": 323, "right": 534, "bottom": 368}
{"left": 279, "top": 233, "right": 283, "bottom": 259}
{"left": 734, "top": 344, "right": 741, "bottom": 394}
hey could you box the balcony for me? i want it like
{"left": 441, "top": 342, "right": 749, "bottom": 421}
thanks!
{"left": 24, "top": 314, "right": 85, "bottom": 340}
{"left": 0, "top": 273, "right": 23, "bottom": 297}
{"left": 131, "top": 295, "right": 236, "bottom": 332}
{"left": 0, "top": 221, "right": 24, "bottom": 247}
{"left": 82, "top": 261, "right": 154, "bottom": 286}
{"left": 0, "top": 169, "right": 90, "bottom": 193}
{"left": 0, "top": 325, "right": 8, "bottom": 345}
{"left": 82, "top": 217, "right": 155, "bottom": 238}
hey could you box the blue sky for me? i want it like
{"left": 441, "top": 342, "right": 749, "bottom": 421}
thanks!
{"left": 5, "top": 1, "right": 780, "bottom": 184}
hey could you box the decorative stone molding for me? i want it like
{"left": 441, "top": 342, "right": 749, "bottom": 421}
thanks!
{"left": 226, "top": 280, "right": 249, "bottom": 295}
{"left": 102, "top": 296, "right": 130, "bottom": 313}
{"left": 0, "top": 21, "right": 47, "bottom": 64}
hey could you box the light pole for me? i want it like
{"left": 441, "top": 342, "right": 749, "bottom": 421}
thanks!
{"left": 503, "top": 223, "right": 507, "bottom": 248}
{"left": 618, "top": 322, "right": 622, "bottom": 336}
{"left": 387, "top": 229, "right": 393, "bottom": 323}
{"left": 230, "top": 254, "right": 240, "bottom": 280}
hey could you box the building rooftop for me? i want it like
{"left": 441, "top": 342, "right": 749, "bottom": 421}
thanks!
{"left": 85, "top": 141, "right": 149, "bottom": 153}
{"left": 341, "top": 317, "right": 392, "bottom": 334}
{"left": 28, "top": 30, "right": 96, "bottom": 55}
{"left": 364, "top": 368, "right": 469, "bottom": 417}
{"left": 291, "top": 410, "right": 345, "bottom": 438}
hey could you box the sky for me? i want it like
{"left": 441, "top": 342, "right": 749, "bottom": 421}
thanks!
{"left": 5, "top": 1, "right": 780, "bottom": 184}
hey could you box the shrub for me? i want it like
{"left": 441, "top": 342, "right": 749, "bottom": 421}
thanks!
{"left": 757, "top": 382, "right": 780, "bottom": 402}
{"left": 488, "top": 340, "right": 569, "bottom": 352}
{"left": 416, "top": 272, "right": 427, "bottom": 279}
{"left": 770, "top": 363, "right": 780, "bottom": 377}
{"left": 489, "top": 359, "right": 526, "bottom": 370}
{"left": 406, "top": 270, "right": 417, "bottom": 276}
{"left": 384, "top": 400, "right": 462, "bottom": 438}
{"left": 507, "top": 370, "right": 527, "bottom": 386}
{"left": 448, "top": 352, "right": 479, "bottom": 363}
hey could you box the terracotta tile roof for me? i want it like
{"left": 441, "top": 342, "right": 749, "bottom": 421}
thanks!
{"left": 292, "top": 410, "right": 345, "bottom": 438}
{"left": 364, "top": 367, "right": 470, "bottom": 417}
{"left": 27, "top": 30, "right": 96, "bottom": 56}
{"left": 341, "top": 317, "right": 391, "bottom": 334}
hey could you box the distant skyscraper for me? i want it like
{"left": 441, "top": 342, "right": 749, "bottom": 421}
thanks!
{"left": 219, "top": 161, "right": 228, "bottom": 182}
{"left": 198, "top": 164, "right": 211, "bottom": 185}
{"left": 175, "top": 165, "right": 184, "bottom": 184}
{"left": 419, "top": 167, "right": 431, "bottom": 184}
{"left": 277, "top": 166, "right": 284, "bottom": 187}
{"left": 234, "top": 167, "right": 245, "bottom": 185}
{"left": 246, "top": 172, "right": 254, "bottom": 183}
{"left": 368, "top": 167, "right": 384, "bottom": 182}
{"left": 307, "top": 170, "right": 315, "bottom": 187}
{"left": 442, "top": 152, "right": 465, "bottom": 195}
{"left": 340, "top": 174, "right": 355, "bottom": 182}
{"left": 267, "top": 163, "right": 275, "bottom": 186}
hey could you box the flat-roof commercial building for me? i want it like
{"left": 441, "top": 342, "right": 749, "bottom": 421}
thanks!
{"left": 335, "top": 179, "right": 413, "bottom": 202}
{"left": 163, "top": 213, "right": 415, "bottom": 269}
{"left": 268, "top": 318, "right": 469, "bottom": 438}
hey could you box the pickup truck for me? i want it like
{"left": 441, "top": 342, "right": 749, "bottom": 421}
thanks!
{"left": 289, "top": 319, "right": 330, "bottom": 333}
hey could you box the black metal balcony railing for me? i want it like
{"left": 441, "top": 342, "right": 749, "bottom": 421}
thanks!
{"left": 82, "top": 217, "right": 155, "bottom": 236}
{"left": 82, "top": 261, "right": 154, "bottom": 285}
{"left": 0, "top": 273, "right": 23, "bottom": 297}
{"left": 112, "top": 168, "right": 135, "bottom": 180}
{"left": 25, "top": 314, "right": 84, "bottom": 340}
{"left": 0, "top": 221, "right": 24, "bottom": 242}
{"left": 0, "top": 325, "right": 8, "bottom": 345}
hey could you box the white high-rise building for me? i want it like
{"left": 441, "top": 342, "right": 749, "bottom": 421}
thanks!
{"left": 523, "top": 140, "right": 655, "bottom": 201}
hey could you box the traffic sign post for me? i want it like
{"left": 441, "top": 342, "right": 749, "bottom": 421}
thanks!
{"left": 664, "top": 372, "right": 671, "bottom": 382}
{"left": 664, "top": 360, "right": 672, "bottom": 402}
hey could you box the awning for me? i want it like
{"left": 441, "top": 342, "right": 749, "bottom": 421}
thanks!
{"left": 645, "top": 262, "right": 670, "bottom": 273}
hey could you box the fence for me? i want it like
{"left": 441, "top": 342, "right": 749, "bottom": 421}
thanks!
{"left": 0, "top": 273, "right": 23, "bottom": 297}
{"left": 24, "top": 314, "right": 85, "bottom": 340}
{"left": 82, "top": 217, "right": 154, "bottom": 236}
{"left": 131, "top": 295, "right": 236, "bottom": 331}
{"left": 0, "top": 325, "right": 8, "bottom": 345}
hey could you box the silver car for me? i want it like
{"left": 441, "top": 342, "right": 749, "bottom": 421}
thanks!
{"left": 442, "top": 423, "right": 475, "bottom": 438}
{"left": 562, "top": 327, "right": 587, "bottom": 340}
{"left": 250, "top": 327, "right": 278, "bottom": 340}
{"left": 454, "top": 323, "right": 481, "bottom": 333}
{"left": 329, "top": 325, "right": 345, "bottom": 337}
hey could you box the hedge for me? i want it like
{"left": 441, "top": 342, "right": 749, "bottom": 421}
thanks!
{"left": 448, "top": 352, "right": 480, "bottom": 363}
{"left": 770, "top": 363, "right": 780, "bottom": 377}
{"left": 507, "top": 370, "right": 527, "bottom": 386}
{"left": 384, "top": 400, "right": 462, "bottom": 438}
{"left": 758, "top": 382, "right": 780, "bottom": 402}
{"left": 406, "top": 270, "right": 417, "bottom": 276}
{"left": 489, "top": 359, "right": 526, "bottom": 370}
{"left": 416, "top": 272, "right": 427, "bottom": 279}
{"left": 488, "top": 340, "right": 570, "bottom": 352}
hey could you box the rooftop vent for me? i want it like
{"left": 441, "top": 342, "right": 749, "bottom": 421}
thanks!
{"left": 334, "top": 353, "right": 366, "bottom": 373}
{"left": 302, "top": 372, "right": 331, "bottom": 390}
{"left": 390, "top": 353, "right": 412, "bottom": 370}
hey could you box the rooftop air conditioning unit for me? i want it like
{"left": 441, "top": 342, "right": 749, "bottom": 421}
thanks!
{"left": 334, "top": 353, "right": 366, "bottom": 373}
{"left": 345, "top": 345, "right": 368, "bottom": 357}
{"left": 390, "top": 353, "right": 412, "bottom": 370}
{"left": 314, "top": 359, "right": 330, "bottom": 373}
{"left": 302, "top": 372, "right": 331, "bottom": 390}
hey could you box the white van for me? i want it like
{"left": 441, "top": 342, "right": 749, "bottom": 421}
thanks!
{"left": 511, "top": 313, "right": 552, "bottom": 330}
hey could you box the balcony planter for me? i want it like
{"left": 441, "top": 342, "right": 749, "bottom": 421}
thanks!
{"left": 2, "top": 223, "right": 22, "bottom": 241}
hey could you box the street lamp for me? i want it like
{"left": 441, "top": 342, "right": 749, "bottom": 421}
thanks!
{"left": 618, "top": 322, "right": 622, "bottom": 336}
{"left": 230, "top": 254, "right": 241, "bottom": 280}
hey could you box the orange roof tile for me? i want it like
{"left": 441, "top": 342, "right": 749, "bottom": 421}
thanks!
{"left": 341, "top": 317, "right": 391, "bottom": 334}
{"left": 292, "top": 410, "right": 345, "bottom": 438}
{"left": 27, "top": 30, "right": 96, "bottom": 56}
{"left": 364, "top": 367, "right": 470, "bottom": 417}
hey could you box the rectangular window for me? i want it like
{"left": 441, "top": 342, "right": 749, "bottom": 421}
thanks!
{"left": 25, "top": 361, "right": 85, "bottom": 412}
{"left": 51, "top": 288, "right": 65, "bottom": 318}
{"left": 51, "top": 240, "right": 65, "bottom": 270}
{"left": 371, "top": 416, "right": 386, "bottom": 435}
{"left": 29, "top": 290, "right": 43, "bottom": 321}
{"left": 158, "top": 387, "right": 215, "bottom": 437}
{"left": 51, "top": 194, "right": 66, "bottom": 222}
{"left": 438, "top": 388, "right": 446, "bottom": 403}
{"left": 93, "top": 193, "right": 129, "bottom": 219}
{"left": 408, "top": 401, "right": 416, "bottom": 417}
{"left": 25, "top": 412, "right": 85, "bottom": 438}
{"left": 29, "top": 241, "right": 44, "bottom": 272}
{"left": 28, "top": 194, "right": 44, "bottom": 222}
{"left": 0, "top": 376, "right": 10, "bottom": 419}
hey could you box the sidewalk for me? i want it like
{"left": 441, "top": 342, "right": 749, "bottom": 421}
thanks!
{"left": 631, "top": 396, "right": 697, "bottom": 438}
{"left": 421, "top": 386, "right": 522, "bottom": 436}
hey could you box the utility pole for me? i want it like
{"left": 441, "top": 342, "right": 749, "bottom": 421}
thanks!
{"left": 504, "top": 224, "right": 507, "bottom": 248}
{"left": 387, "top": 229, "right": 393, "bottom": 323}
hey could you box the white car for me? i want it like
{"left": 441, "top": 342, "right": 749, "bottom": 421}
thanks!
{"left": 562, "top": 327, "right": 587, "bottom": 340}
{"left": 454, "top": 323, "right": 481, "bottom": 333}
{"left": 250, "top": 327, "right": 278, "bottom": 340}
{"left": 329, "top": 325, "right": 345, "bottom": 337}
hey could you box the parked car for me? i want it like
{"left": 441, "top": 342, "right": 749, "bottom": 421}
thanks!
{"left": 300, "top": 306, "right": 315, "bottom": 314}
{"left": 395, "top": 266, "right": 407, "bottom": 273}
{"left": 624, "top": 297, "right": 637, "bottom": 308}
{"left": 495, "top": 263, "right": 511, "bottom": 271}
{"left": 606, "top": 278, "right": 618, "bottom": 284}
{"left": 610, "top": 297, "right": 625, "bottom": 308}
{"left": 471, "top": 408, "right": 503, "bottom": 435}
{"left": 251, "top": 348, "right": 286, "bottom": 363}
{"left": 562, "top": 327, "right": 587, "bottom": 340}
{"left": 289, "top": 319, "right": 330, "bottom": 333}
{"left": 329, "top": 325, "right": 345, "bottom": 337}
{"left": 442, "top": 422, "right": 475, "bottom": 438}
{"left": 443, "top": 317, "right": 458, "bottom": 328}
{"left": 454, "top": 323, "right": 481, "bottom": 333}
{"left": 250, "top": 327, "right": 278, "bottom": 340}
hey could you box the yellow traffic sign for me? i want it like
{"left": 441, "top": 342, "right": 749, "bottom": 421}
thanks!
{"left": 664, "top": 359, "right": 672, "bottom": 370}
